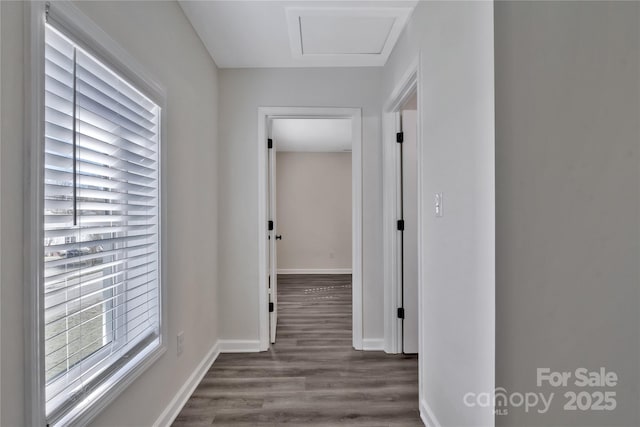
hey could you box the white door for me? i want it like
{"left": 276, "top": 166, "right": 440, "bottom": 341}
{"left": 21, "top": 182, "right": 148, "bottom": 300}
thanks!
{"left": 401, "top": 110, "right": 419, "bottom": 354}
{"left": 268, "top": 137, "right": 278, "bottom": 343}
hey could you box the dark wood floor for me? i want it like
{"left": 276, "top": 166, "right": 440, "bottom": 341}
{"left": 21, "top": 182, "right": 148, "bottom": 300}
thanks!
{"left": 173, "top": 274, "right": 421, "bottom": 426}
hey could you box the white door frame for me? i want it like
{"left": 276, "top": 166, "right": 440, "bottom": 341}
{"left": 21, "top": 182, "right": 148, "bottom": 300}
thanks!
{"left": 257, "top": 107, "right": 363, "bottom": 351}
{"left": 383, "top": 57, "right": 421, "bottom": 354}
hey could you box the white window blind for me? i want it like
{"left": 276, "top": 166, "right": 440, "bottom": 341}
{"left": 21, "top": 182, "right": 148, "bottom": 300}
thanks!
{"left": 43, "top": 24, "right": 161, "bottom": 423}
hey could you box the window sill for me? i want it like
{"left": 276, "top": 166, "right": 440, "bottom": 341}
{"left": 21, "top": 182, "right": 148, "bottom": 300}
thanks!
{"left": 51, "top": 341, "right": 166, "bottom": 427}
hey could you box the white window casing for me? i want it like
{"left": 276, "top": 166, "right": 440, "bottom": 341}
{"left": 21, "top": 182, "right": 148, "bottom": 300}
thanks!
{"left": 26, "top": 2, "right": 167, "bottom": 426}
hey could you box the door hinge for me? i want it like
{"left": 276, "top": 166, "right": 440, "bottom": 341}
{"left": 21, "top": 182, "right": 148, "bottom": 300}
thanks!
{"left": 396, "top": 132, "right": 404, "bottom": 143}
{"left": 397, "top": 307, "right": 405, "bottom": 319}
{"left": 268, "top": 220, "right": 274, "bottom": 231}
{"left": 268, "top": 138, "right": 273, "bottom": 149}
{"left": 269, "top": 302, "right": 274, "bottom": 313}
{"left": 397, "top": 219, "right": 405, "bottom": 231}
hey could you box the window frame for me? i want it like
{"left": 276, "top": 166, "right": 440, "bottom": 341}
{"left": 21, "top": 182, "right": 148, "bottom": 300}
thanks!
{"left": 25, "top": 2, "right": 167, "bottom": 426}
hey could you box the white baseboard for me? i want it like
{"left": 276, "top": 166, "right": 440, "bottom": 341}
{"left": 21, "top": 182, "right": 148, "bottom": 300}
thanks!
{"left": 277, "top": 268, "right": 352, "bottom": 275}
{"left": 420, "top": 399, "right": 441, "bottom": 427}
{"left": 362, "top": 338, "right": 384, "bottom": 351}
{"left": 152, "top": 339, "right": 261, "bottom": 426}
{"left": 217, "top": 339, "right": 261, "bottom": 353}
{"left": 153, "top": 341, "right": 220, "bottom": 427}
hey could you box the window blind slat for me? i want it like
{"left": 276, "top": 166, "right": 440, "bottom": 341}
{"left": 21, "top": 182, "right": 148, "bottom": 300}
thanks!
{"left": 44, "top": 105, "right": 157, "bottom": 161}
{"left": 45, "top": 31, "right": 74, "bottom": 62}
{"left": 76, "top": 50, "right": 156, "bottom": 117}
{"left": 45, "top": 57, "right": 73, "bottom": 86}
{"left": 46, "top": 104, "right": 157, "bottom": 157}
{"left": 77, "top": 94, "right": 156, "bottom": 140}
{"left": 45, "top": 282, "right": 158, "bottom": 337}
{"left": 45, "top": 275, "right": 155, "bottom": 320}
{"left": 44, "top": 231, "right": 154, "bottom": 253}
{"left": 46, "top": 36, "right": 156, "bottom": 122}
{"left": 45, "top": 184, "right": 155, "bottom": 204}
{"left": 44, "top": 261, "right": 157, "bottom": 305}
{"left": 47, "top": 301, "right": 159, "bottom": 363}
{"left": 45, "top": 289, "right": 158, "bottom": 358}
{"left": 45, "top": 136, "right": 157, "bottom": 176}
{"left": 45, "top": 70, "right": 158, "bottom": 134}
{"left": 45, "top": 324, "right": 158, "bottom": 405}
{"left": 44, "top": 243, "right": 155, "bottom": 274}
{"left": 45, "top": 168, "right": 156, "bottom": 194}
{"left": 45, "top": 321, "right": 158, "bottom": 392}
{"left": 76, "top": 78, "right": 156, "bottom": 130}
{"left": 44, "top": 224, "right": 153, "bottom": 240}
{"left": 44, "top": 198, "right": 155, "bottom": 214}
{"left": 45, "top": 214, "right": 155, "bottom": 229}
{"left": 76, "top": 63, "right": 156, "bottom": 120}
{"left": 45, "top": 150, "right": 156, "bottom": 185}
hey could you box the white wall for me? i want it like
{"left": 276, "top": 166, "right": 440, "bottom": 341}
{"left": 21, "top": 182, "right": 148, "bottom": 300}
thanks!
{"left": 0, "top": 1, "right": 220, "bottom": 425}
{"left": 1, "top": 3, "right": 26, "bottom": 424}
{"left": 219, "top": 67, "right": 384, "bottom": 343}
{"left": 495, "top": 2, "right": 640, "bottom": 426}
{"left": 276, "top": 152, "right": 352, "bottom": 272}
{"left": 382, "top": 1, "right": 495, "bottom": 426}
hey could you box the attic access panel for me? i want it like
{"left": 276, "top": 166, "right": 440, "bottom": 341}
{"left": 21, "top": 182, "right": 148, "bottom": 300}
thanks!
{"left": 286, "top": 7, "right": 413, "bottom": 66}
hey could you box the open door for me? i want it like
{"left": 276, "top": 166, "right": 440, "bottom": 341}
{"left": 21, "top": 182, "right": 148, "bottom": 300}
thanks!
{"left": 268, "top": 136, "right": 278, "bottom": 344}
{"left": 399, "top": 109, "right": 419, "bottom": 354}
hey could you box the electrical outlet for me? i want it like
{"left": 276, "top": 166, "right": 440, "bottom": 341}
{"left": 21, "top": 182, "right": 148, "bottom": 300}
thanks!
{"left": 177, "top": 331, "right": 184, "bottom": 356}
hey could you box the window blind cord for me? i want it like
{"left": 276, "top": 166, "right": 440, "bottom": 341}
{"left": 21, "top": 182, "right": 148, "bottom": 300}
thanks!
{"left": 72, "top": 47, "right": 78, "bottom": 226}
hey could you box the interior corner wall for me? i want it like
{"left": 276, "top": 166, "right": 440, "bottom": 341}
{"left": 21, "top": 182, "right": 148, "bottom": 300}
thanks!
{"left": 382, "top": 2, "right": 495, "bottom": 426}
{"left": 0, "top": 3, "right": 22, "bottom": 426}
{"left": 0, "top": 1, "right": 3, "bottom": 420}
{"left": 495, "top": 2, "right": 640, "bottom": 426}
{"left": 276, "top": 152, "right": 352, "bottom": 272}
{"left": 1, "top": 1, "right": 220, "bottom": 425}
{"left": 218, "top": 67, "right": 384, "bottom": 343}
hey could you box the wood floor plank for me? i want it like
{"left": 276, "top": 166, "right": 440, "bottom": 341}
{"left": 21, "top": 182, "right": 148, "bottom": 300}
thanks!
{"left": 173, "top": 274, "right": 421, "bottom": 426}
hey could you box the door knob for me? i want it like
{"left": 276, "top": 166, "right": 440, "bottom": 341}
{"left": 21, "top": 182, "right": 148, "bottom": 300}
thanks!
{"left": 275, "top": 235, "right": 282, "bottom": 240}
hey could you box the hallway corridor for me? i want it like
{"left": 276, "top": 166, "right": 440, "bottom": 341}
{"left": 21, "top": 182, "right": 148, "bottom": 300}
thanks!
{"left": 173, "top": 274, "right": 420, "bottom": 426}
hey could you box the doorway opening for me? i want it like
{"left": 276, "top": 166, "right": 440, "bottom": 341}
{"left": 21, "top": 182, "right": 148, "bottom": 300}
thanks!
{"left": 383, "top": 59, "right": 421, "bottom": 355}
{"left": 257, "top": 107, "right": 363, "bottom": 351}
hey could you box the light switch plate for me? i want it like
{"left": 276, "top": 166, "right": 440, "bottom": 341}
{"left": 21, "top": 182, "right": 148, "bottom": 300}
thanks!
{"left": 435, "top": 192, "right": 443, "bottom": 217}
